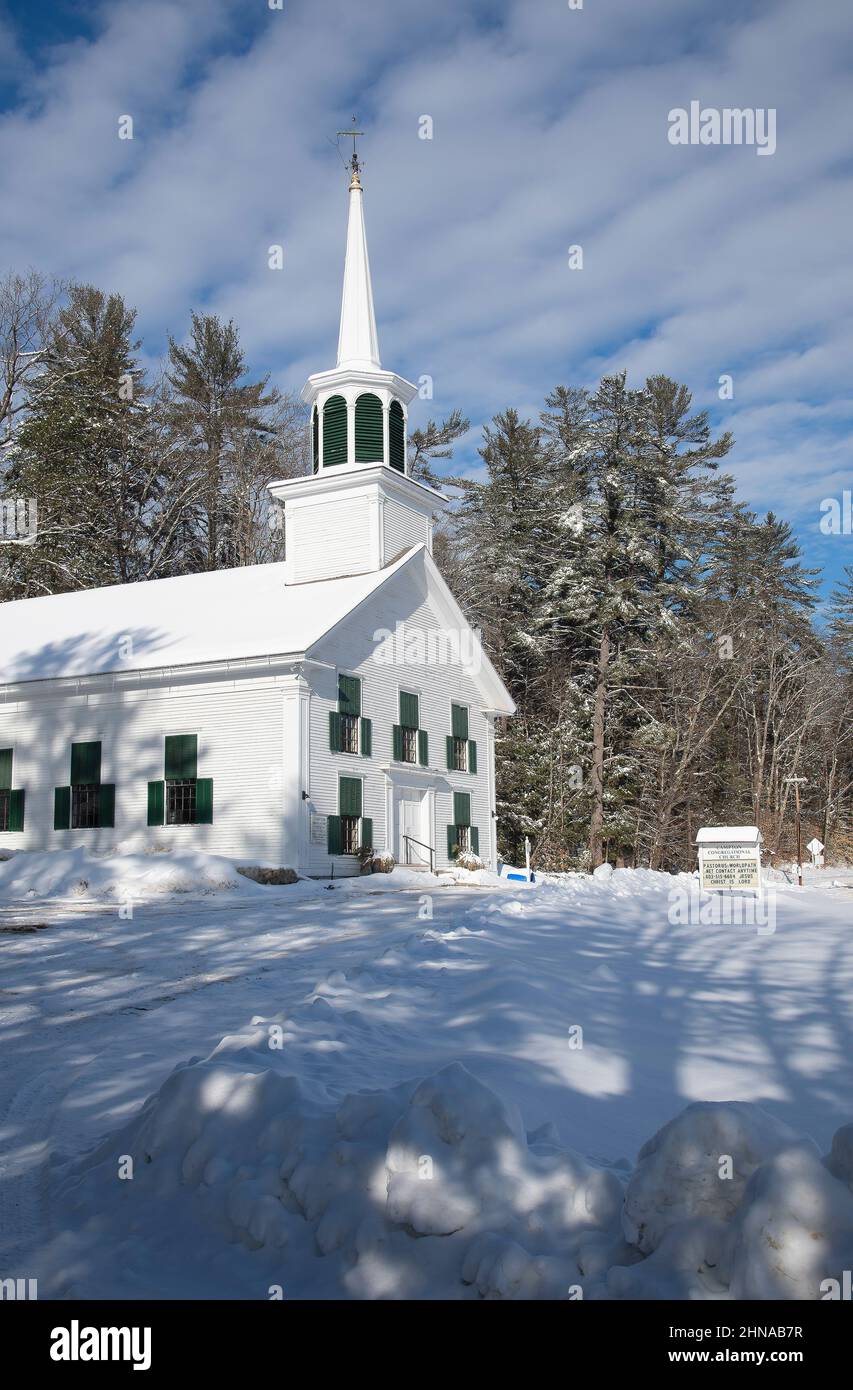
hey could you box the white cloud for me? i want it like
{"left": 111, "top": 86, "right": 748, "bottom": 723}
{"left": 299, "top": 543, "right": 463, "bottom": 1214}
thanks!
{"left": 0, "top": 0, "right": 850, "bottom": 588}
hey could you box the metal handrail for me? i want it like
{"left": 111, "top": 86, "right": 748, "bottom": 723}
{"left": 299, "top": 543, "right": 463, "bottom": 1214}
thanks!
{"left": 403, "top": 834, "right": 434, "bottom": 873}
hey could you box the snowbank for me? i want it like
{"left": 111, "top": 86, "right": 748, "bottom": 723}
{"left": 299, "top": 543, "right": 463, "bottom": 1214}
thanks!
{"left": 41, "top": 1033, "right": 853, "bottom": 1300}
{"left": 0, "top": 846, "right": 274, "bottom": 901}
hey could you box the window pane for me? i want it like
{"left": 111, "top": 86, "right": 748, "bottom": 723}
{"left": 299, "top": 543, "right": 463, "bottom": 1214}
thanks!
{"left": 401, "top": 727, "right": 417, "bottom": 763}
{"left": 71, "top": 783, "right": 100, "bottom": 829}
{"left": 341, "top": 815, "right": 359, "bottom": 854}
{"left": 166, "top": 779, "right": 197, "bottom": 825}
{"left": 341, "top": 713, "right": 359, "bottom": 753}
{"left": 452, "top": 737, "right": 468, "bottom": 771}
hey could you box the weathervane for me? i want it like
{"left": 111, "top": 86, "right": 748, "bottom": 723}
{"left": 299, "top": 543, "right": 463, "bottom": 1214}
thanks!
{"left": 336, "top": 116, "right": 364, "bottom": 188}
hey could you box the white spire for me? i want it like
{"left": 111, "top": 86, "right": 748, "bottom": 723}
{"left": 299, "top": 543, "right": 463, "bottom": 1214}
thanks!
{"left": 336, "top": 170, "right": 381, "bottom": 371}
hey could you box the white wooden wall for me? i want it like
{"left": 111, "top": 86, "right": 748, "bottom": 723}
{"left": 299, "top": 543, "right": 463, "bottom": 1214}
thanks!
{"left": 0, "top": 674, "right": 287, "bottom": 861}
{"left": 0, "top": 568, "right": 499, "bottom": 875}
{"left": 304, "top": 563, "right": 495, "bottom": 874}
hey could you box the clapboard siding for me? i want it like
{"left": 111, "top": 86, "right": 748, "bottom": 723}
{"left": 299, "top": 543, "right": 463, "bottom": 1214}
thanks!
{"left": 383, "top": 497, "right": 429, "bottom": 564}
{"left": 0, "top": 678, "right": 285, "bottom": 861}
{"left": 289, "top": 495, "right": 372, "bottom": 582}
{"left": 306, "top": 564, "right": 494, "bottom": 872}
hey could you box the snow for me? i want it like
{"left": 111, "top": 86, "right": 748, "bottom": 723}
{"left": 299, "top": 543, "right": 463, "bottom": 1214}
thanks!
{"left": 696, "top": 826, "right": 762, "bottom": 844}
{"left": 0, "top": 547, "right": 419, "bottom": 683}
{"left": 2, "top": 850, "right": 853, "bottom": 1300}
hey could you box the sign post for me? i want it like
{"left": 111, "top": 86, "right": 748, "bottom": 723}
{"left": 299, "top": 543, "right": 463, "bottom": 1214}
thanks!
{"left": 783, "top": 775, "right": 807, "bottom": 887}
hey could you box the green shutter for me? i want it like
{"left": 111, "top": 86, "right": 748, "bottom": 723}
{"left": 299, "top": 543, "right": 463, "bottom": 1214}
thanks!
{"left": 71, "top": 741, "right": 101, "bottom": 786}
{"left": 338, "top": 675, "right": 361, "bottom": 716}
{"left": 196, "top": 778, "right": 213, "bottom": 824}
{"left": 399, "top": 691, "right": 419, "bottom": 729}
{"left": 360, "top": 816, "right": 373, "bottom": 850}
{"left": 468, "top": 740, "right": 478, "bottom": 774}
{"left": 54, "top": 786, "right": 71, "bottom": 831}
{"left": 8, "top": 788, "right": 25, "bottom": 832}
{"left": 329, "top": 710, "right": 343, "bottom": 752}
{"left": 147, "top": 780, "right": 165, "bottom": 826}
{"left": 451, "top": 704, "right": 469, "bottom": 740}
{"left": 339, "top": 776, "right": 362, "bottom": 817}
{"left": 360, "top": 717, "right": 372, "bottom": 757}
{"left": 454, "top": 791, "right": 471, "bottom": 826}
{"left": 393, "top": 724, "right": 404, "bottom": 761}
{"left": 98, "top": 783, "right": 115, "bottom": 829}
{"left": 323, "top": 394, "right": 348, "bottom": 468}
{"left": 447, "top": 825, "right": 458, "bottom": 860}
{"left": 389, "top": 400, "right": 405, "bottom": 473}
{"left": 418, "top": 729, "right": 429, "bottom": 766}
{"left": 471, "top": 826, "right": 480, "bottom": 856}
{"left": 165, "top": 734, "right": 197, "bottom": 781}
{"left": 354, "top": 392, "right": 384, "bottom": 463}
{"left": 327, "top": 814, "right": 342, "bottom": 855}
{"left": 446, "top": 735, "right": 454, "bottom": 769}
{"left": 0, "top": 749, "right": 12, "bottom": 790}
{"left": 312, "top": 406, "right": 319, "bottom": 474}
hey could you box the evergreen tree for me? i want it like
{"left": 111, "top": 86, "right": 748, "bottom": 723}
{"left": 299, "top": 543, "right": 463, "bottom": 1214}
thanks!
{"left": 165, "top": 313, "right": 286, "bottom": 570}
{"left": 3, "top": 286, "right": 155, "bottom": 597}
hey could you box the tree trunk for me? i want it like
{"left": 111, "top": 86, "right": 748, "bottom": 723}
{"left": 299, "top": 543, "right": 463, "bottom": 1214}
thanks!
{"left": 589, "top": 628, "right": 610, "bottom": 866}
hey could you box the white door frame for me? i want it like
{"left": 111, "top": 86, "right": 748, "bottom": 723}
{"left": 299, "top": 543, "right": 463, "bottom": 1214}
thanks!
{"left": 394, "top": 785, "right": 429, "bottom": 865}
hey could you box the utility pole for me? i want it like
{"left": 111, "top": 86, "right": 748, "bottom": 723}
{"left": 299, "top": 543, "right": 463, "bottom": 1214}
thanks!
{"left": 784, "top": 775, "right": 808, "bottom": 887}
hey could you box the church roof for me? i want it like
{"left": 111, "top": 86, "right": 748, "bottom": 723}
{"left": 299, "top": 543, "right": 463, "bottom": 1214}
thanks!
{"left": 0, "top": 549, "right": 418, "bottom": 685}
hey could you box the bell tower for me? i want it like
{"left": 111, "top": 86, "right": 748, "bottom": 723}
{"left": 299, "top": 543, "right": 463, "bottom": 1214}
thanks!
{"left": 268, "top": 130, "right": 447, "bottom": 585}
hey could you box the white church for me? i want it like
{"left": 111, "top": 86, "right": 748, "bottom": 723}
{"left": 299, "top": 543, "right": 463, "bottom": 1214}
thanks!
{"left": 0, "top": 158, "right": 515, "bottom": 875}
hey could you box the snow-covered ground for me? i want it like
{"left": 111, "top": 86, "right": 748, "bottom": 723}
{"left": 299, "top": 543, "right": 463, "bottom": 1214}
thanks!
{"left": 1, "top": 848, "right": 852, "bottom": 1300}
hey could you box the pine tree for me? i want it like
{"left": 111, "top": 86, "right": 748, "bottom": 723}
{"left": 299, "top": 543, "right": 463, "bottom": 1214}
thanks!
{"left": 828, "top": 565, "right": 853, "bottom": 672}
{"left": 165, "top": 313, "right": 287, "bottom": 570}
{"left": 3, "top": 286, "right": 155, "bottom": 597}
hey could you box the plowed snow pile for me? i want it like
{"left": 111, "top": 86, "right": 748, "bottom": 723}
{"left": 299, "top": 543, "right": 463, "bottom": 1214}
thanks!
{"left": 42, "top": 1004, "right": 853, "bottom": 1300}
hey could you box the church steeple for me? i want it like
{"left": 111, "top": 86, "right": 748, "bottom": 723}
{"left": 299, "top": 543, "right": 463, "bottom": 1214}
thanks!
{"left": 267, "top": 136, "right": 447, "bottom": 586}
{"left": 299, "top": 128, "right": 418, "bottom": 478}
{"left": 336, "top": 150, "right": 380, "bottom": 372}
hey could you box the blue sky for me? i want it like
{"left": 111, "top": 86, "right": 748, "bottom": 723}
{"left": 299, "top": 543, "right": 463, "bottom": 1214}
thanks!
{"left": 1, "top": 0, "right": 851, "bottom": 603}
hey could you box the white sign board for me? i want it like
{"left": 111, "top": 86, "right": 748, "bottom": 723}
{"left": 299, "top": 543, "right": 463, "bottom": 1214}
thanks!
{"left": 696, "top": 827, "right": 762, "bottom": 893}
{"left": 310, "top": 814, "right": 327, "bottom": 845}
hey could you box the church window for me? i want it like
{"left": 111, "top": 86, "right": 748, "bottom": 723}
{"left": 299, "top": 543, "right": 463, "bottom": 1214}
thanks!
{"left": 148, "top": 735, "right": 213, "bottom": 827}
{"left": 0, "top": 750, "right": 23, "bottom": 832}
{"left": 54, "top": 741, "right": 114, "bottom": 831}
{"left": 330, "top": 675, "right": 371, "bottom": 756}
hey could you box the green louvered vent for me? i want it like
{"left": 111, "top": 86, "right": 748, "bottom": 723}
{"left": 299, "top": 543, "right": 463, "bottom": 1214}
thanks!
{"left": 312, "top": 406, "right": 319, "bottom": 474}
{"left": 323, "top": 394, "right": 348, "bottom": 468}
{"left": 355, "top": 393, "right": 384, "bottom": 463}
{"left": 389, "top": 400, "right": 405, "bottom": 473}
